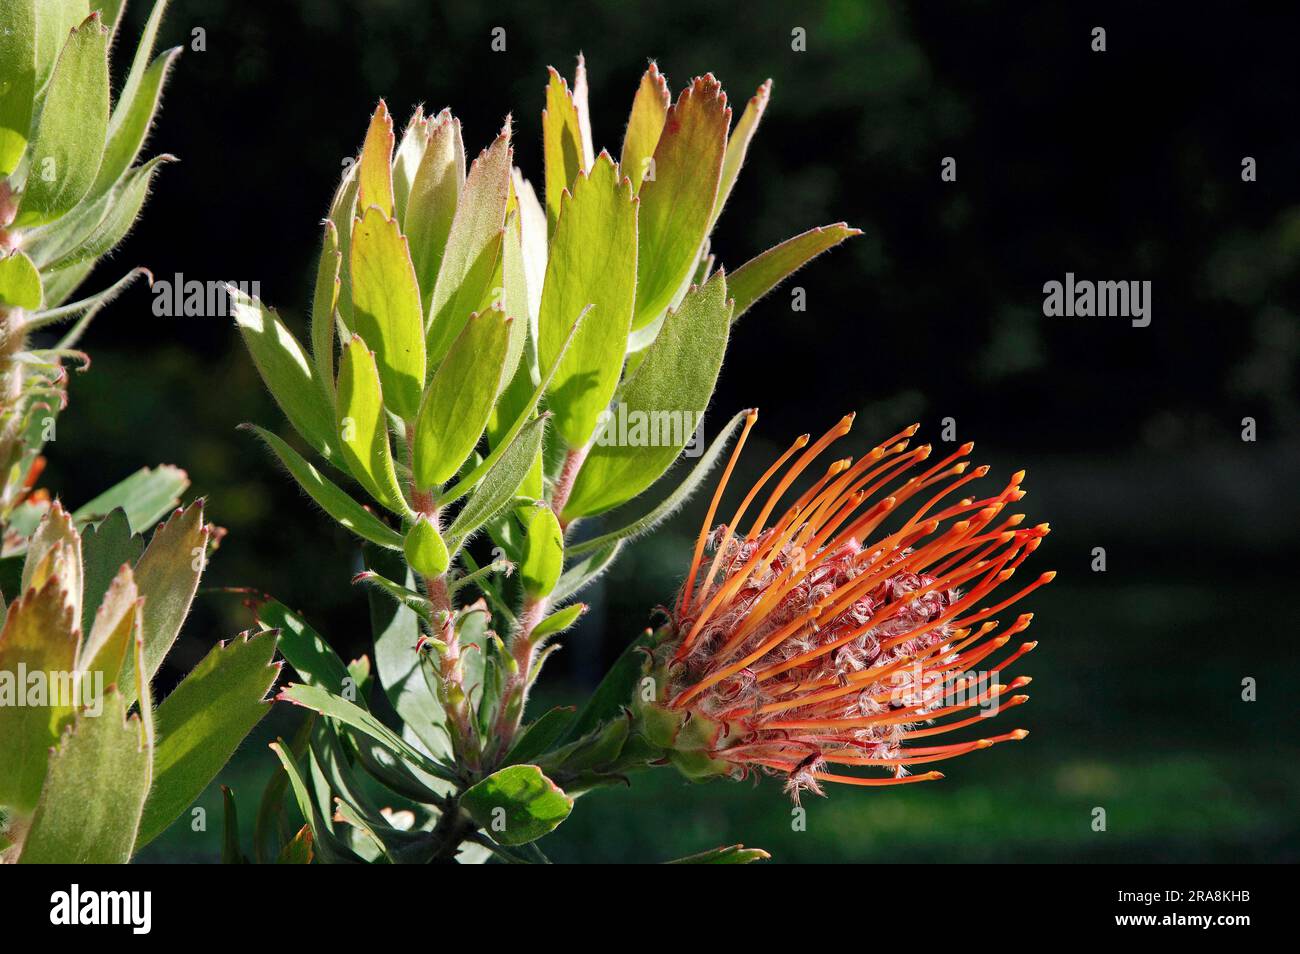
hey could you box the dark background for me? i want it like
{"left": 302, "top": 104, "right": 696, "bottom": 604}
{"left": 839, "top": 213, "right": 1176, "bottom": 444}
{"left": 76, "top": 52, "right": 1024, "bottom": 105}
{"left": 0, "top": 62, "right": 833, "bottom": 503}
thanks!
{"left": 39, "top": 0, "right": 1300, "bottom": 861}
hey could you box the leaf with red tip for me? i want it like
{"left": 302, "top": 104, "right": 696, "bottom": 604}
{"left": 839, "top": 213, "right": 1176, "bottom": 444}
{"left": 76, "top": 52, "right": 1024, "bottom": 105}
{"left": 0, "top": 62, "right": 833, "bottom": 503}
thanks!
{"left": 357, "top": 100, "right": 395, "bottom": 218}
{"left": 428, "top": 126, "right": 510, "bottom": 362}
{"left": 121, "top": 499, "right": 209, "bottom": 704}
{"left": 0, "top": 579, "right": 78, "bottom": 812}
{"left": 620, "top": 61, "right": 670, "bottom": 193}
{"left": 632, "top": 74, "right": 729, "bottom": 330}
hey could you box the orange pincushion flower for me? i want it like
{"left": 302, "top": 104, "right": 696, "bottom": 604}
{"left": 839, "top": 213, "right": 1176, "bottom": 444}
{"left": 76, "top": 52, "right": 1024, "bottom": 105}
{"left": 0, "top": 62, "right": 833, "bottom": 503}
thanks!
{"left": 650, "top": 411, "right": 1051, "bottom": 801}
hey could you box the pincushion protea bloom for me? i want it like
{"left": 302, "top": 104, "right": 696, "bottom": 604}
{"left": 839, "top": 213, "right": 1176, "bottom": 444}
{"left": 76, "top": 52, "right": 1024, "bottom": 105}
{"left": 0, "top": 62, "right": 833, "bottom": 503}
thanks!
{"left": 637, "top": 411, "right": 1052, "bottom": 801}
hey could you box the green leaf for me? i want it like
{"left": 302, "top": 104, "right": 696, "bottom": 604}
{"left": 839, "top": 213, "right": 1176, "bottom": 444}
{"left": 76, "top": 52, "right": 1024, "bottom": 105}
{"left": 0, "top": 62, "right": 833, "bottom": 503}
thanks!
{"left": 620, "top": 62, "right": 670, "bottom": 193}
{"left": 519, "top": 503, "right": 563, "bottom": 598}
{"left": 356, "top": 100, "right": 395, "bottom": 218}
{"left": 349, "top": 206, "right": 427, "bottom": 420}
{"left": 244, "top": 424, "right": 401, "bottom": 550}
{"left": 564, "top": 272, "right": 733, "bottom": 519}
{"left": 77, "top": 563, "right": 139, "bottom": 695}
{"left": 461, "top": 764, "right": 573, "bottom": 846}
{"left": 18, "top": 689, "right": 150, "bottom": 863}
{"left": 38, "top": 153, "right": 173, "bottom": 273}
{"left": 405, "top": 110, "right": 463, "bottom": 306}
{"left": 0, "top": 251, "right": 42, "bottom": 309}
{"left": 413, "top": 308, "right": 510, "bottom": 489}
{"left": 666, "top": 844, "right": 771, "bottom": 864}
{"left": 120, "top": 499, "right": 207, "bottom": 703}
{"left": 232, "top": 287, "right": 338, "bottom": 460}
{"left": 728, "top": 223, "right": 862, "bottom": 322}
{"left": 537, "top": 152, "right": 638, "bottom": 447}
{"left": 14, "top": 13, "right": 109, "bottom": 227}
{"left": 0, "top": 579, "right": 78, "bottom": 811}
{"left": 632, "top": 75, "right": 729, "bottom": 330}
{"left": 78, "top": 507, "right": 143, "bottom": 636}
{"left": 268, "top": 738, "right": 365, "bottom": 864}
{"left": 0, "top": 0, "right": 37, "bottom": 176}
{"left": 277, "top": 824, "right": 314, "bottom": 864}
{"left": 309, "top": 220, "right": 341, "bottom": 401}
{"left": 709, "top": 79, "right": 770, "bottom": 231}
{"left": 551, "top": 539, "right": 622, "bottom": 603}
{"left": 221, "top": 785, "right": 247, "bottom": 863}
{"left": 336, "top": 335, "right": 409, "bottom": 516}
{"left": 391, "top": 106, "right": 427, "bottom": 221}
{"left": 254, "top": 599, "right": 351, "bottom": 695}
{"left": 530, "top": 602, "right": 585, "bottom": 641}
{"left": 504, "top": 706, "right": 576, "bottom": 766}
{"left": 428, "top": 125, "right": 510, "bottom": 361}
{"left": 440, "top": 305, "right": 586, "bottom": 508}
{"left": 563, "top": 627, "right": 659, "bottom": 744}
{"left": 89, "top": 42, "right": 179, "bottom": 198}
{"left": 277, "top": 682, "right": 455, "bottom": 783}
{"left": 72, "top": 463, "right": 189, "bottom": 533}
{"left": 567, "top": 409, "right": 748, "bottom": 557}
{"left": 542, "top": 68, "right": 585, "bottom": 234}
{"left": 403, "top": 514, "right": 449, "bottom": 577}
{"left": 445, "top": 414, "right": 548, "bottom": 548}
{"left": 135, "top": 630, "right": 279, "bottom": 849}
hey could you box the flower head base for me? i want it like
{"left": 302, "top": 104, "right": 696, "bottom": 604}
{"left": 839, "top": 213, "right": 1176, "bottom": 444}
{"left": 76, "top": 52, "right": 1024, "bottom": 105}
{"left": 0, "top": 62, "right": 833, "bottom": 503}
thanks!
{"left": 639, "top": 411, "right": 1051, "bottom": 801}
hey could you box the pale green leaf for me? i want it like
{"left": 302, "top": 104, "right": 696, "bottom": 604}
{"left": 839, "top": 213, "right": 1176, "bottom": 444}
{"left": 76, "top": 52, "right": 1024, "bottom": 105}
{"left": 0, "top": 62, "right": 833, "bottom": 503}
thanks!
{"left": 278, "top": 682, "right": 455, "bottom": 783}
{"left": 537, "top": 153, "right": 637, "bottom": 447}
{"left": 405, "top": 109, "right": 463, "bottom": 306}
{"left": 0, "top": 0, "right": 38, "bottom": 176}
{"left": 72, "top": 463, "right": 189, "bottom": 532}
{"left": 631, "top": 74, "right": 728, "bottom": 330}
{"left": 40, "top": 153, "right": 173, "bottom": 271}
{"left": 564, "top": 271, "right": 732, "bottom": 519}
{"left": 14, "top": 14, "right": 109, "bottom": 227}
{"left": 519, "top": 503, "right": 563, "bottom": 598}
{"left": 121, "top": 499, "right": 207, "bottom": 702}
{"left": 619, "top": 61, "right": 670, "bottom": 193}
{"left": 357, "top": 100, "right": 395, "bottom": 218}
{"left": 0, "top": 250, "right": 42, "bottom": 310}
{"left": 254, "top": 599, "right": 351, "bottom": 695}
{"left": 349, "top": 206, "right": 427, "bottom": 419}
{"left": 310, "top": 219, "right": 341, "bottom": 401}
{"left": 89, "top": 42, "right": 180, "bottom": 198}
{"left": 232, "top": 286, "right": 338, "bottom": 460}
{"left": 0, "top": 579, "right": 77, "bottom": 811}
{"left": 530, "top": 602, "right": 585, "bottom": 640}
{"left": 244, "top": 424, "right": 403, "bottom": 550}
{"left": 445, "top": 414, "right": 548, "bottom": 547}
{"left": 542, "top": 68, "right": 584, "bottom": 234}
{"left": 335, "top": 335, "right": 409, "bottom": 515}
{"left": 135, "top": 629, "right": 279, "bottom": 849}
{"left": 666, "top": 843, "right": 771, "bottom": 864}
{"left": 428, "top": 125, "right": 510, "bottom": 360}
{"left": 413, "top": 308, "right": 510, "bottom": 489}
{"left": 567, "top": 407, "right": 749, "bottom": 556}
{"left": 18, "top": 689, "right": 150, "bottom": 863}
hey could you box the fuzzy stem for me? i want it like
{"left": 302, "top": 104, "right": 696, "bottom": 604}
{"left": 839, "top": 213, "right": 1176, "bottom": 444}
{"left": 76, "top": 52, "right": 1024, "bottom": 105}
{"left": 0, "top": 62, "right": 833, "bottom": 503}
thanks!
{"left": 488, "top": 444, "right": 590, "bottom": 762}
